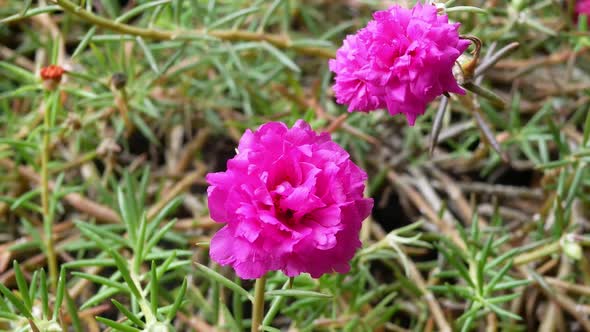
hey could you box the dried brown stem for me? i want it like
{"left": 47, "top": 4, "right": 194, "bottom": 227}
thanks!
{"left": 0, "top": 159, "right": 121, "bottom": 223}
{"left": 387, "top": 170, "right": 465, "bottom": 250}
{"left": 147, "top": 163, "right": 206, "bottom": 220}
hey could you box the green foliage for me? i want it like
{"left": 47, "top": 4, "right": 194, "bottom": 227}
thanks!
{"left": 431, "top": 214, "right": 530, "bottom": 331}
{"left": 1, "top": 0, "right": 590, "bottom": 331}
{"left": 0, "top": 264, "right": 66, "bottom": 332}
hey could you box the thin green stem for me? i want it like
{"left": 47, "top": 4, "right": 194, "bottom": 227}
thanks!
{"left": 463, "top": 82, "right": 506, "bottom": 109}
{"left": 514, "top": 241, "right": 561, "bottom": 266}
{"left": 262, "top": 279, "right": 291, "bottom": 326}
{"left": 251, "top": 274, "right": 267, "bottom": 332}
{"left": 49, "top": 0, "right": 336, "bottom": 58}
{"left": 49, "top": 150, "right": 97, "bottom": 174}
{"left": 130, "top": 267, "right": 156, "bottom": 324}
{"left": 41, "top": 94, "right": 58, "bottom": 292}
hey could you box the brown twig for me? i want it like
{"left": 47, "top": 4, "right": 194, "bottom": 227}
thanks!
{"left": 428, "top": 179, "right": 544, "bottom": 200}
{"left": 403, "top": 258, "right": 452, "bottom": 332}
{"left": 387, "top": 171, "right": 466, "bottom": 249}
{"left": 147, "top": 162, "right": 207, "bottom": 220}
{"left": 0, "top": 159, "right": 120, "bottom": 223}
{"left": 173, "top": 129, "right": 211, "bottom": 175}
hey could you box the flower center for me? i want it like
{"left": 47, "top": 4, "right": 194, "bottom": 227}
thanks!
{"left": 272, "top": 195, "right": 297, "bottom": 226}
{"left": 278, "top": 207, "right": 296, "bottom": 225}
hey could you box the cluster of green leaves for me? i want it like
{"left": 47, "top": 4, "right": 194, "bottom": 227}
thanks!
{"left": 0, "top": 262, "right": 65, "bottom": 332}
{"left": 432, "top": 214, "right": 530, "bottom": 331}
{"left": 66, "top": 170, "right": 189, "bottom": 331}
{"left": 0, "top": 170, "right": 188, "bottom": 332}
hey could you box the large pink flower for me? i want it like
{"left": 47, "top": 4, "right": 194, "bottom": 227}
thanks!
{"left": 329, "top": 3, "right": 469, "bottom": 125}
{"left": 207, "top": 120, "right": 373, "bottom": 279}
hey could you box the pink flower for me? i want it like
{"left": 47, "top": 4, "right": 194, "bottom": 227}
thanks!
{"left": 576, "top": 0, "right": 590, "bottom": 17}
{"left": 329, "top": 3, "right": 470, "bottom": 125}
{"left": 207, "top": 120, "right": 373, "bottom": 279}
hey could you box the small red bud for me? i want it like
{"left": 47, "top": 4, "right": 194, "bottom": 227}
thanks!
{"left": 40, "top": 65, "right": 65, "bottom": 82}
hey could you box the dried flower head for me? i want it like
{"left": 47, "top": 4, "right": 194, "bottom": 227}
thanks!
{"left": 329, "top": 3, "right": 469, "bottom": 125}
{"left": 207, "top": 120, "right": 373, "bottom": 279}
{"left": 111, "top": 72, "right": 128, "bottom": 90}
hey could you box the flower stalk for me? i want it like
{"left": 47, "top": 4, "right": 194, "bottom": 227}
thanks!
{"left": 514, "top": 240, "right": 562, "bottom": 266}
{"left": 462, "top": 82, "right": 506, "bottom": 109}
{"left": 251, "top": 274, "right": 267, "bottom": 332}
{"left": 111, "top": 73, "right": 133, "bottom": 135}
{"left": 41, "top": 91, "right": 58, "bottom": 291}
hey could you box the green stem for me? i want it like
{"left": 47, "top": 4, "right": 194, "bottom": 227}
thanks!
{"left": 251, "top": 274, "right": 267, "bottom": 332}
{"left": 49, "top": 150, "right": 97, "bottom": 174}
{"left": 139, "top": 299, "right": 156, "bottom": 324}
{"left": 514, "top": 241, "right": 561, "bottom": 266}
{"left": 130, "top": 268, "right": 156, "bottom": 324}
{"left": 462, "top": 82, "right": 506, "bottom": 109}
{"left": 262, "top": 279, "right": 291, "bottom": 326}
{"left": 41, "top": 93, "right": 58, "bottom": 292}
{"left": 50, "top": 0, "right": 335, "bottom": 58}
